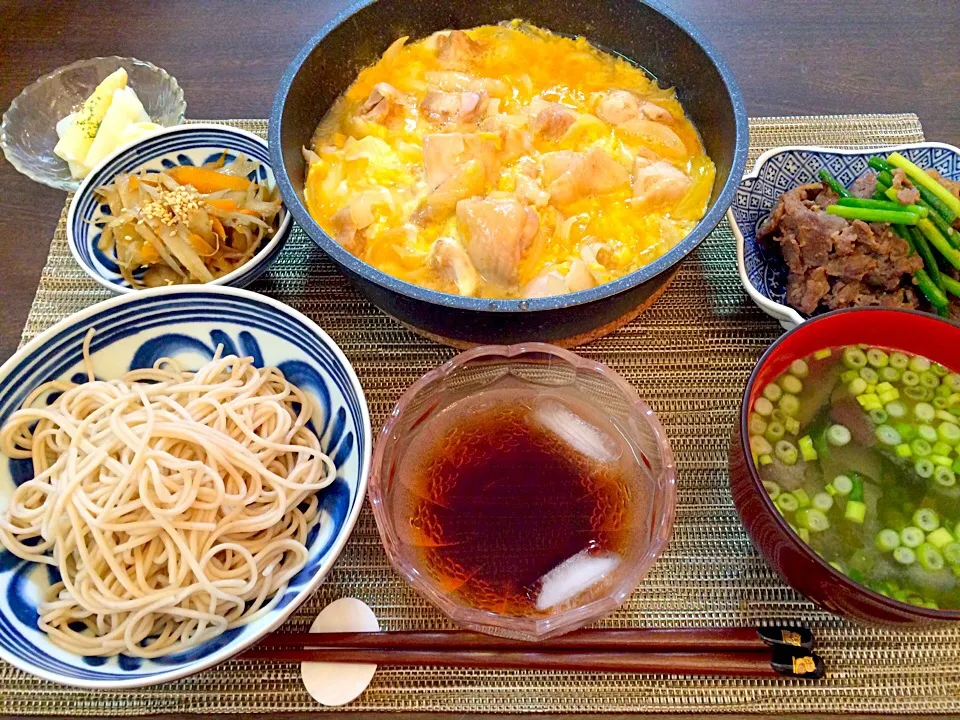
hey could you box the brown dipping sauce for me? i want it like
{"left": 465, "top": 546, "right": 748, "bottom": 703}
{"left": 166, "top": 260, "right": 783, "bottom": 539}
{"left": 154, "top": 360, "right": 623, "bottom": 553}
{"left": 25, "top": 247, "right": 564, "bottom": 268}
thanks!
{"left": 392, "top": 387, "right": 649, "bottom": 617}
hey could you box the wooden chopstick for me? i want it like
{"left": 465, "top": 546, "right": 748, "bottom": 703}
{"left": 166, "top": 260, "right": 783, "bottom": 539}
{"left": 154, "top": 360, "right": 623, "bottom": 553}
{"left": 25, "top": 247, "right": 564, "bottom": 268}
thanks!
{"left": 238, "top": 646, "right": 823, "bottom": 679}
{"left": 249, "top": 626, "right": 813, "bottom": 654}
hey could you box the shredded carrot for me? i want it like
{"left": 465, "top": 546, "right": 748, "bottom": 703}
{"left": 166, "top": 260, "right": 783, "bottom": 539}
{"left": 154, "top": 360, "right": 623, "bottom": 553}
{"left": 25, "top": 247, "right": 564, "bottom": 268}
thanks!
{"left": 168, "top": 166, "right": 251, "bottom": 193}
{"left": 188, "top": 233, "right": 216, "bottom": 255}
{"left": 206, "top": 198, "right": 239, "bottom": 212}
{"left": 140, "top": 242, "right": 160, "bottom": 263}
{"left": 211, "top": 217, "right": 226, "bottom": 240}
{"left": 128, "top": 176, "right": 140, "bottom": 191}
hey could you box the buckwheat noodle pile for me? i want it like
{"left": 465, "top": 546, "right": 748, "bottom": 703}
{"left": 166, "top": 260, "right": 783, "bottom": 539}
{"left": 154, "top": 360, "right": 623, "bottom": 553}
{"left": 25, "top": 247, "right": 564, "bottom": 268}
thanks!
{"left": 0, "top": 331, "right": 336, "bottom": 658}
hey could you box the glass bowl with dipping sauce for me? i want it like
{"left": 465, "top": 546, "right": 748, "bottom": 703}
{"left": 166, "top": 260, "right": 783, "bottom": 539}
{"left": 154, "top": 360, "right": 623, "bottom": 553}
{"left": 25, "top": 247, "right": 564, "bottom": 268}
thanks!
{"left": 369, "top": 343, "right": 677, "bottom": 640}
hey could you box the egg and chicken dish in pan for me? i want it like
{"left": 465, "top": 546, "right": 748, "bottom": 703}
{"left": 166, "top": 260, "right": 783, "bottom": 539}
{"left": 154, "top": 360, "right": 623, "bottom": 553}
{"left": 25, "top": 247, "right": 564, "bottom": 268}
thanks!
{"left": 305, "top": 22, "right": 715, "bottom": 299}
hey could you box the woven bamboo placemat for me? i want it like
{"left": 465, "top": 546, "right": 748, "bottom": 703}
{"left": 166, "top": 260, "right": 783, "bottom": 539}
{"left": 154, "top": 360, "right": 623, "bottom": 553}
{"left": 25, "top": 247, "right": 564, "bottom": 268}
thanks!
{"left": 4, "top": 113, "right": 959, "bottom": 715}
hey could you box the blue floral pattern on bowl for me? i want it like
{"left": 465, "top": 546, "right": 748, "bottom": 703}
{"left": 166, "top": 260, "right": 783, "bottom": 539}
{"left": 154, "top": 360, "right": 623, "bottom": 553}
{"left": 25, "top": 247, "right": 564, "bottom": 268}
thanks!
{"left": 66, "top": 124, "right": 291, "bottom": 294}
{"left": 0, "top": 286, "right": 370, "bottom": 688}
{"left": 728, "top": 142, "right": 960, "bottom": 328}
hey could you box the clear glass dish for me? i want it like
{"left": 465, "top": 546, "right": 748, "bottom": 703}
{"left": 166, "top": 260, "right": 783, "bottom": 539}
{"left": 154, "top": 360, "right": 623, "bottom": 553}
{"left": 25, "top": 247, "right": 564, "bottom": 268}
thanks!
{"left": 1, "top": 56, "right": 186, "bottom": 191}
{"left": 369, "top": 343, "right": 677, "bottom": 640}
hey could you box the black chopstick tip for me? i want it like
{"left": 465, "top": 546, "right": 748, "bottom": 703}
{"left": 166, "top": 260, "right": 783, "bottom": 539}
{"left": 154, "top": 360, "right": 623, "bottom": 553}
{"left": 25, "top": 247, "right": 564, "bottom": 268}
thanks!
{"left": 771, "top": 647, "right": 825, "bottom": 680}
{"left": 757, "top": 625, "right": 814, "bottom": 651}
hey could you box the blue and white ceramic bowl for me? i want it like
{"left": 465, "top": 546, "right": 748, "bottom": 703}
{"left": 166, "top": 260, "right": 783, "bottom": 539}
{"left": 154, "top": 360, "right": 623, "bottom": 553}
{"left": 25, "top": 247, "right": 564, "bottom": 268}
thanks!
{"left": 0, "top": 286, "right": 371, "bottom": 688}
{"left": 66, "top": 123, "right": 291, "bottom": 294}
{"left": 728, "top": 142, "right": 960, "bottom": 329}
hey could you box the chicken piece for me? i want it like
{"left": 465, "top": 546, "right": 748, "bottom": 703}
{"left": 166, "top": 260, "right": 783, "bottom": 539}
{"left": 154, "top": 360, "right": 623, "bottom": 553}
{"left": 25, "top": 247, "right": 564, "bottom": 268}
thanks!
{"left": 425, "top": 71, "right": 510, "bottom": 98}
{"left": 524, "top": 259, "right": 595, "bottom": 298}
{"left": 456, "top": 197, "right": 539, "bottom": 287}
{"left": 358, "top": 82, "right": 406, "bottom": 124}
{"left": 594, "top": 90, "right": 673, "bottom": 126}
{"left": 530, "top": 102, "right": 577, "bottom": 140}
{"left": 331, "top": 206, "right": 363, "bottom": 254}
{"left": 617, "top": 118, "right": 687, "bottom": 159}
{"left": 422, "top": 133, "right": 499, "bottom": 189}
{"left": 435, "top": 30, "right": 482, "bottom": 69}
{"left": 420, "top": 90, "right": 487, "bottom": 124}
{"left": 541, "top": 147, "right": 630, "bottom": 205}
{"left": 632, "top": 158, "right": 692, "bottom": 207}
{"left": 428, "top": 236, "right": 480, "bottom": 296}
{"left": 480, "top": 112, "right": 532, "bottom": 163}
{"left": 594, "top": 90, "right": 641, "bottom": 126}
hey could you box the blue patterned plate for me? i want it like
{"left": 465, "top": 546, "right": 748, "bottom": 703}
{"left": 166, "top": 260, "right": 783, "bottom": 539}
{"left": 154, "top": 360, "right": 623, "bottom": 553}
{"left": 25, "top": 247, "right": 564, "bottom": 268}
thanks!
{"left": 0, "top": 286, "right": 370, "bottom": 688}
{"left": 727, "top": 142, "right": 960, "bottom": 329}
{"left": 66, "top": 124, "right": 291, "bottom": 294}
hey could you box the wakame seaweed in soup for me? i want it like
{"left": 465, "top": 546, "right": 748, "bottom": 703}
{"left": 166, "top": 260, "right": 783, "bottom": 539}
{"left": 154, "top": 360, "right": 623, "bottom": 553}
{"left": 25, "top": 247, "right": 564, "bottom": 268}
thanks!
{"left": 749, "top": 346, "right": 960, "bottom": 609}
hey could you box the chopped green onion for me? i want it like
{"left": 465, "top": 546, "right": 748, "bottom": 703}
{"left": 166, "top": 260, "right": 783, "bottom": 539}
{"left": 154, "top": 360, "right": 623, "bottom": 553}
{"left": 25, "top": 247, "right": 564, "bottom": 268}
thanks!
{"left": 859, "top": 367, "right": 880, "bottom": 384}
{"left": 885, "top": 401, "right": 907, "bottom": 419}
{"left": 826, "top": 424, "right": 852, "bottom": 447}
{"left": 900, "top": 526, "right": 925, "bottom": 548}
{"left": 946, "top": 374, "right": 960, "bottom": 393}
{"left": 890, "top": 352, "right": 909, "bottom": 369}
{"left": 793, "top": 488, "right": 811, "bottom": 508}
{"left": 857, "top": 393, "right": 883, "bottom": 411}
{"left": 931, "top": 454, "right": 954, "bottom": 468}
{"left": 895, "top": 443, "right": 913, "bottom": 458}
{"left": 749, "top": 413, "right": 768, "bottom": 436}
{"left": 911, "top": 438, "right": 932, "bottom": 457}
{"left": 789, "top": 359, "right": 809, "bottom": 378}
{"left": 875, "top": 424, "right": 902, "bottom": 446}
{"left": 869, "top": 409, "right": 889, "bottom": 425}
{"left": 784, "top": 416, "right": 800, "bottom": 435}
{"left": 917, "top": 543, "right": 945, "bottom": 571}
{"left": 932, "top": 441, "right": 953, "bottom": 457}
{"left": 798, "top": 435, "right": 817, "bottom": 462}
{"left": 848, "top": 377, "right": 868, "bottom": 396}
{"left": 896, "top": 423, "right": 917, "bottom": 441}
{"left": 938, "top": 421, "right": 960, "bottom": 445}
{"left": 814, "top": 348, "right": 832, "bottom": 360}
{"left": 843, "top": 347, "right": 867, "bottom": 369}
{"left": 796, "top": 508, "right": 830, "bottom": 532}
{"left": 893, "top": 546, "right": 916, "bottom": 565}
{"left": 913, "top": 508, "right": 940, "bottom": 533}
{"left": 909, "top": 356, "right": 931, "bottom": 373}
{"left": 832, "top": 474, "right": 853, "bottom": 495}
{"left": 920, "top": 371, "right": 941, "bottom": 389}
{"left": 778, "top": 394, "right": 800, "bottom": 417}
{"left": 914, "top": 402, "right": 936, "bottom": 423}
{"left": 915, "top": 458, "right": 935, "bottom": 478}
{"left": 775, "top": 439, "right": 798, "bottom": 465}
{"left": 764, "top": 421, "right": 785, "bottom": 443}
{"left": 763, "top": 383, "right": 783, "bottom": 402}
{"left": 845, "top": 501, "right": 866, "bottom": 524}
{"left": 750, "top": 435, "right": 773, "bottom": 456}
{"left": 825, "top": 204, "right": 919, "bottom": 224}
{"left": 758, "top": 453, "right": 773, "bottom": 465}
{"left": 876, "top": 529, "right": 901, "bottom": 552}
{"left": 901, "top": 370, "right": 920, "bottom": 387}
{"left": 812, "top": 492, "right": 834, "bottom": 512}
{"left": 776, "top": 493, "right": 799, "bottom": 513}
{"left": 918, "top": 425, "right": 939, "bottom": 443}
{"left": 944, "top": 542, "right": 960, "bottom": 566}
{"left": 881, "top": 367, "right": 902, "bottom": 383}
{"left": 780, "top": 374, "right": 803, "bottom": 395}
{"left": 796, "top": 527, "right": 810, "bottom": 543}
{"left": 762, "top": 480, "right": 781, "bottom": 499}
{"left": 927, "top": 527, "right": 955, "bottom": 549}
{"left": 754, "top": 397, "right": 774, "bottom": 416}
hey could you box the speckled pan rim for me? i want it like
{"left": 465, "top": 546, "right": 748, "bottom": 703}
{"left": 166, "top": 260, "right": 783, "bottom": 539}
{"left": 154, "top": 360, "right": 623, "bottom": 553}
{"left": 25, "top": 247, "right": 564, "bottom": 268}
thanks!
{"left": 729, "top": 141, "right": 960, "bottom": 329}
{"left": 1, "top": 56, "right": 187, "bottom": 192}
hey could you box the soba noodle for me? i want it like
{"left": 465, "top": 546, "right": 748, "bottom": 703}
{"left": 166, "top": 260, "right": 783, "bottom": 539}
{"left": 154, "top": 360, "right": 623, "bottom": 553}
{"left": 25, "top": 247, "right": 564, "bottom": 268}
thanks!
{"left": 0, "top": 331, "right": 336, "bottom": 658}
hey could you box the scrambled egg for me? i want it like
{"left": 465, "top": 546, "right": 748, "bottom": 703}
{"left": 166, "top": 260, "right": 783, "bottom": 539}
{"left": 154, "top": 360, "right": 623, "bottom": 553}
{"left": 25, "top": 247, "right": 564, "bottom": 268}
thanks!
{"left": 305, "top": 22, "right": 715, "bottom": 299}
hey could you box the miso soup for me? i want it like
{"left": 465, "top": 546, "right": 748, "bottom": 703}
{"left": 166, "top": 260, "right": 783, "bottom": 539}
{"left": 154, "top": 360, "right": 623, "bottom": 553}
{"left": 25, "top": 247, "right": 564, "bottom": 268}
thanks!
{"left": 749, "top": 345, "right": 960, "bottom": 609}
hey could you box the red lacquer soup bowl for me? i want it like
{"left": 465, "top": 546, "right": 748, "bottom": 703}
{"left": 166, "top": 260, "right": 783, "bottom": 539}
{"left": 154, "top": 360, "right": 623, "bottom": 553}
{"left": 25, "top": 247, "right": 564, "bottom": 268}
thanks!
{"left": 729, "top": 307, "right": 960, "bottom": 624}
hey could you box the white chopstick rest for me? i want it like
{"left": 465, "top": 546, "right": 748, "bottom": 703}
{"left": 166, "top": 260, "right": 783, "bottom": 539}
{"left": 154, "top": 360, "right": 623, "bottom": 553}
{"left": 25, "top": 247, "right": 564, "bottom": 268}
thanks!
{"left": 301, "top": 598, "right": 380, "bottom": 706}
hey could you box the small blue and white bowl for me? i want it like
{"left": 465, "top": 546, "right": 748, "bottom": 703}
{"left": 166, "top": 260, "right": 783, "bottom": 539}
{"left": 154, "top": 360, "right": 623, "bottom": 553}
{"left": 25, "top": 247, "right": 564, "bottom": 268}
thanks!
{"left": 66, "top": 124, "right": 291, "bottom": 294}
{"left": 0, "top": 285, "right": 370, "bottom": 688}
{"left": 728, "top": 142, "right": 960, "bottom": 329}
